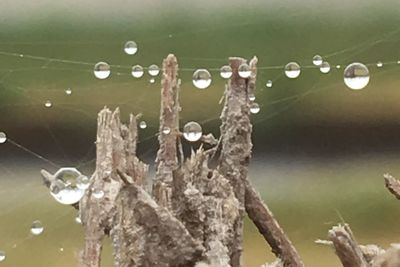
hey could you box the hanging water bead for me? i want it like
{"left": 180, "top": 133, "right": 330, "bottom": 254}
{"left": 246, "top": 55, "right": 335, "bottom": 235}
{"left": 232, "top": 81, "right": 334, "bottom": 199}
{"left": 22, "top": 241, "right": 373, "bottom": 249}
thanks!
{"left": 162, "top": 127, "right": 171, "bottom": 135}
{"left": 0, "top": 132, "right": 6, "bottom": 144}
{"left": 148, "top": 65, "right": 160, "bottom": 76}
{"left": 312, "top": 55, "right": 323, "bottom": 66}
{"left": 139, "top": 121, "right": 147, "bottom": 129}
{"left": 266, "top": 80, "right": 273, "bottom": 88}
{"left": 192, "top": 69, "right": 212, "bottom": 89}
{"left": 238, "top": 63, "right": 251, "bottom": 78}
{"left": 31, "top": 220, "right": 44, "bottom": 235}
{"left": 0, "top": 251, "right": 5, "bottom": 262}
{"left": 250, "top": 102, "right": 260, "bottom": 114}
{"left": 149, "top": 78, "right": 155, "bottom": 84}
{"left": 65, "top": 88, "right": 72, "bottom": 95}
{"left": 124, "top": 41, "right": 138, "bottom": 55}
{"left": 343, "top": 62, "right": 370, "bottom": 90}
{"left": 92, "top": 189, "right": 104, "bottom": 199}
{"left": 248, "top": 94, "right": 256, "bottom": 101}
{"left": 75, "top": 214, "right": 82, "bottom": 224}
{"left": 77, "top": 175, "right": 90, "bottom": 190}
{"left": 284, "top": 62, "right": 301, "bottom": 78}
{"left": 131, "top": 65, "right": 144, "bottom": 78}
{"left": 320, "top": 62, "right": 331, "bottom": 74}
{"left": 45, "top": 100, "right": 52, "bottom": 108}
{"left": 376, "top": 61, "right": 383, "bottom": 68}
{"left": 220, "top": 65, "right": 232, "bottom": 79}
{"left": 336, "top": 65, "right": 341, "bottom": 69}
{"left": 50, "top": 168, "right": 87, "bottom": 205}
{"left": 183, "top": 121, "right": 202, "bottom": 142}
{"left": 94, "top": 62, "right": 111, "bottom": 79}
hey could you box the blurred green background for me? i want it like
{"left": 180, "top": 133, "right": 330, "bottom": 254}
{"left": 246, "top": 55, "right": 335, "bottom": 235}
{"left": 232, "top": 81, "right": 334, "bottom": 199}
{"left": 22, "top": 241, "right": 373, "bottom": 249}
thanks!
{"left": 0, "top": 0, "right": 400, "bottom": 266}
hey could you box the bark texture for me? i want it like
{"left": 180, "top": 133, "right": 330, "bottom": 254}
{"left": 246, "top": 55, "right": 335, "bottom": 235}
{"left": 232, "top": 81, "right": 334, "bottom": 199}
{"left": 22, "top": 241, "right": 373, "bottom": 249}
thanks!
{"left": 41, "top": 54, "right": 303, "bottom": 267}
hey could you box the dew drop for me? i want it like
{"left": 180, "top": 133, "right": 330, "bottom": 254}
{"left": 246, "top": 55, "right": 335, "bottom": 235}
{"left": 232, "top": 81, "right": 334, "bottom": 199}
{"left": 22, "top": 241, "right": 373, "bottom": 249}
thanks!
{"left": 131, "top": 65, "right": 144, "bottom": 78}
{"left": 94, "top": 62, "right": 111, "bottom": 79}
{"left": 238, "top": 63, "right": 251, "bottom": 78}
{"left": 148, "top": 64, "right": 160, "bottom": 76}
{"left": 31, "top": 220, "right": 44, "bottom": 235}
{"left": 59, "top": 248, "right": 64, "bottom": 252}
{"left": 0, "top": 132, "right": 7, "bottom": 144}
{"left": 220, "top": 65, "right": 232, "bottom": 79}
{"left": 192, "top": 69, "right": 211, "bottom": 89}
{"left": 139, "top": 121, "right": 147, "bottom": 129}
{"left": 266, "top": 80, "right": 273, "bottom": 88}
{"left": 284, "top": 62, "right": 301, "bottom": 79}
{"left": 149, "top": 78, "right": 155, "bottom": 84}
{"left": 65, "top": 88, "right": 72, "bottom": 95}
{"left": 312, "top": 55, "right": 323, "bottom": 66}
{"left": 250, "top": 102, "right": 260, "bottom": 114}
{"left": 162, "top": 127, "right": 171, "bottom": 135}
{"left": 343, "top": 62, "right": 370, "bottom": 90}
{"left": 124, "top": 41, "right": 138, "bottom": 55}
{"left": 0, "top": 251, "right": 5, "bottom": 262}
{"left": 75, "top": 214, "right": 82, "bottom": 224}
{"left": 376, "top": 61, "right": 383, "bottom": 68}
{"left": 320, "top": 62, "right": 331, "bottom": 74}
{"left": 45, "top": 100, "right": 52, "bottom": 108}
{"left": 248, "top": 94, "right": 256, "bottom": 101}
{"left": 336, "top": 65, "right": 341, "bottom": 69}
{"left": 92, "top": 189, "right": 104, "bottom": 199}
{"left": 50, "top": 168, "right": 86, "bottom": 205}
{"left": 183, "top": 121, "right": 202, "bottom": 142}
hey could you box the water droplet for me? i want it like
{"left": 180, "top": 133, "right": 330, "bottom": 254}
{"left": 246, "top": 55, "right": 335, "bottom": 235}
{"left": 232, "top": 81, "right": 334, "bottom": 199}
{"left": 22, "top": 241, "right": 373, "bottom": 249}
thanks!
{"left": 31, "top": 220, "right": 44, "bottom": 235}
{"left": 162, "top": 127, "right": 171, "bottom": 135}
{"left": 343, "top": 62, "right": 370, "bottom": 90}
{"left": 77, "top": 175, "right": 90, "bottom": 190}
{"left": 313, "top": 55, "right": 323, "bottom": 66}
{"left": 59, "top": 248, "right": 64, "bottom": 252}
{"left": 45, "top": 100, "right": 52, "bottom": 108}
{"left": 50, "top": 168, "right": 87, "bottom": 205}
{"left": 124, "top": 41, "right": 138, "bottom": 55}
{"left": 320, "top": 62, "right": 331, "bottom": 74}
{"left": 94, "top": 62, "right": 111, "bottom": 79}
{"left": 92, "top": 189, "right": 104, "bottom": 199}
{"left": 238, "top": 63, "right": 251, "bottom": 78}
{"left": 266, "top": 80, "right": 273, "bottom": 88}
{"left": 131, "top": 65, "right": 144, "bottom": 78}
{"left": 284, "top": 62, "right": 301, "bottom": 79}
{"left": 192, "top": 69, "right": 211, "bottom": 89}
{"left": 376, "top": 61, "right": 383, "bottom": 68}
{"left": 183, "top": 121, "right": 202, "bottom": 142}
{"left": 248, "top": 94, "right": 256, "bottom": 101}
{"left": 65, "top": 88, "right": 72, "bottom": 95}
{"left": 74, "top": 214, "right": 82, "bottom": 224}
{"left": 149, "top": 78, "right": 155, "bottom": 84}
{"left": 0, "top": 132, "right": 7, "bottom": 144}
{"left": 250, "top": 102, "right": 260, "bottom": 114}
{"left": 397, "top": 60, "right": 400, "bottom": 64}
{"left": 139, "top": 121, "right": 147, "bottom": 129}
{"left": 220, "top": 65, "right": 232, "bottom": 79}
{"left": 336, "top": 65, "right": 341, "bottom": 69}
{"left": 0, "top": 251, "right": 5, "bottom": 262}
{"left": 148, "top": 64, "right": 160, "bottom": 76}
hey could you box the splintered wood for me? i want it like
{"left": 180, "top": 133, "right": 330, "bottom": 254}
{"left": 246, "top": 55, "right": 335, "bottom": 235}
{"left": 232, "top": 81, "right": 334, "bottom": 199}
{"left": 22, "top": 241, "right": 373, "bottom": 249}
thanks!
{"left": 42, "top": 54, "right": 304, "bottom": 267}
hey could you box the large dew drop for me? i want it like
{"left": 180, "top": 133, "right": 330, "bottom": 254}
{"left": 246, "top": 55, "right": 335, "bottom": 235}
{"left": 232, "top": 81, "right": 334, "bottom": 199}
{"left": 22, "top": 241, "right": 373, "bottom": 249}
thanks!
{"left": 139, "top": 121, "right": 147, "bottom": 129}
{"left": 183, "top": 121, "right": 202, "bottom": 142}
{"left": 220, "top": 65, "right": 232, "bottom": 79}
{"left": 94, "top": 62, "right": 111, "bottom": 79}
{"left": 266, "top": 80, "right": 273, "bottom": 88}
{"left": 50, "top": 168, "right": 87, "bottom": 205}
{"left": 250, "top": 102, "right": 260, "bottom": 114}
{"left": 0, "top": 132, "right": 6, "bottom": 144}
{"left": 131, "top": 65, "right": 144, "bottom": 78}
{"left": 148, "top": 65, "right": 160, "bottom": 76}
{"left": 0, "top": 251, "right": 5, "bottom": 262}
{"left": 65, "top": 88, "right": 72, "bottom": 95}
{"left": 284, "top": 62, "right": 301, "bottom": 79}
{"left": 192, "top": 69, "right": 211, "bottom": 89}
{"left": 312, "top": 55, "right": 323, "bottom": 66}
{"left": 238, "top": 63, "right": 251, "bottom": 78}
{"left": 45, "top": 100, "right": 52, "bottom": 108}
{"left": 343, "top": 63, "right": 370, "bottom": 90}
{"left": 124, "top": 41, "right": 138, "bottom": 55}
{"left": 320, "top": 62, "right": 331, "bottom": 74}
{"left": 31, "top": 220, "right": 44, "bottom": 235}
